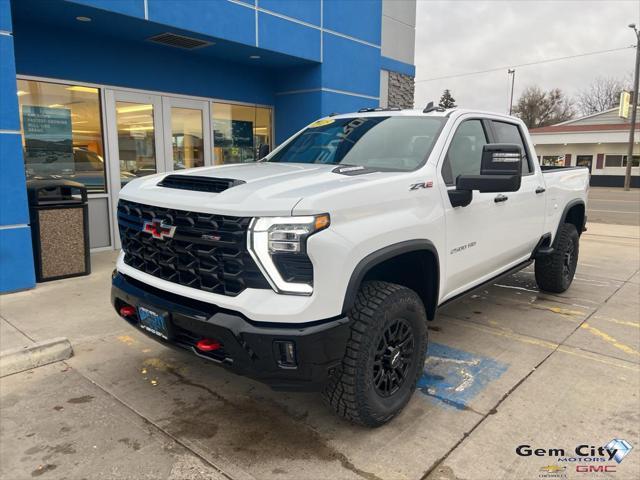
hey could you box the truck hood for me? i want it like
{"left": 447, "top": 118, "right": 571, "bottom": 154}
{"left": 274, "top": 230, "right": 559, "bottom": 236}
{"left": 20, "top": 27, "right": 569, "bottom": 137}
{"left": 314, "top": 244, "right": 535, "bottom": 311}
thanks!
{"left": 119, "top": 162, "right": 387, "bottom": 216}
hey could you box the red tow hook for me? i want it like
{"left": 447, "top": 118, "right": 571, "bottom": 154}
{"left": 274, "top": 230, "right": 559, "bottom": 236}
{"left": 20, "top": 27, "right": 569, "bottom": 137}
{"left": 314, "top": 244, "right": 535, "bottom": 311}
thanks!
{"left": 119, "top": 305, "right": 136, "bottom": 317}
{"left": 196, "top": 338, "right": 221, "bottom": 352}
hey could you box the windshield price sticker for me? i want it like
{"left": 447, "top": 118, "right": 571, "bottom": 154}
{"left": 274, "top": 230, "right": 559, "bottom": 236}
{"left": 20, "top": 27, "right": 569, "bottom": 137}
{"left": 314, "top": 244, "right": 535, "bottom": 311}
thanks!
{"left": 308, "top": 118, "right": 335, "bottom": 128}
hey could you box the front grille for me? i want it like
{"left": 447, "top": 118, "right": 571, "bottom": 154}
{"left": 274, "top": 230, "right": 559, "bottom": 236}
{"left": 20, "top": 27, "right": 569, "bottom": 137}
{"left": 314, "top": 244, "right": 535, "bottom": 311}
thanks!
{"left": 117, "top": 200, "right": 269, "bottom": 296}
{"left": 158, "top": 174, "right": 245, "bottom": 193}
{"left": 273, "top": 254, "right": 313, "bottom": 284}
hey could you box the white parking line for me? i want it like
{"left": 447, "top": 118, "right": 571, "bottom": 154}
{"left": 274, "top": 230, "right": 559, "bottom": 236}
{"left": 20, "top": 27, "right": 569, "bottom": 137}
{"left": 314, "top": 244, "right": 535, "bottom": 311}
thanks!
{"left": 588, "top": 209, "right": 639, "bottom": 214}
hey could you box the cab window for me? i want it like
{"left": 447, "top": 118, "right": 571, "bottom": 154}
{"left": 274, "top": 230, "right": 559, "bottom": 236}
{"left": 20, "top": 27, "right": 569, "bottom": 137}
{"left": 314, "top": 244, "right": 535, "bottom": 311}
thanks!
{"left": 491, "top": 121, "right": 532, "bottom": 174}
{"left": 442, "top": 120, "right": 488, "bottom": 186}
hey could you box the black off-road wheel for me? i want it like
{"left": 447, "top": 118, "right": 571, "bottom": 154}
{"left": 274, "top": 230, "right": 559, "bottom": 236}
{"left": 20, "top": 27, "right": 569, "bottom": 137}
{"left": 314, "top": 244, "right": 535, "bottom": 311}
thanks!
{"left": 323, "top": 281, "right": 428, "bottom": 427}
{"left": 535, "top": 223, "right": 579, "bottom": 293}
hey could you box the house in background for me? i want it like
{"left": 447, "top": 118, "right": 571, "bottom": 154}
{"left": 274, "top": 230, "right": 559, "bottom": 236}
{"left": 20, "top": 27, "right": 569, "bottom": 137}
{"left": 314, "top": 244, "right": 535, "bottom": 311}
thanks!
{"left": 530, "top": 108, "right": 640, "bottom": 188}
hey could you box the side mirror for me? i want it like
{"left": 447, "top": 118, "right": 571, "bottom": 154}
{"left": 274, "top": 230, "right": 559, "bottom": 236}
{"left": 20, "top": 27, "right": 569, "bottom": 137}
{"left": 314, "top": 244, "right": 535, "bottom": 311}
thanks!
{"left": 456, "top": 143, "right": 523, "bottom": 193}
{"left": 258, "top": 143, "right": 270, "bottom": 159}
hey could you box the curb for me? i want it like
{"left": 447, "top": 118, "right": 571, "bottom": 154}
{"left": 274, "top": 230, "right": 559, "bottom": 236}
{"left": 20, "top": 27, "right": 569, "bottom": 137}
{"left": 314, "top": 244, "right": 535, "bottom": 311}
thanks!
{"left": 0, "top": 337, "right": 73, "bottom": 377}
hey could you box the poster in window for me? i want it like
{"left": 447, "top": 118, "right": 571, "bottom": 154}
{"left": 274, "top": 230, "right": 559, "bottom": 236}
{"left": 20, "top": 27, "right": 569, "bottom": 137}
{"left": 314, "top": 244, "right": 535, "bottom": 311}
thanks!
{"left": 22, "top": 106, "right": 74, "bottom": 176}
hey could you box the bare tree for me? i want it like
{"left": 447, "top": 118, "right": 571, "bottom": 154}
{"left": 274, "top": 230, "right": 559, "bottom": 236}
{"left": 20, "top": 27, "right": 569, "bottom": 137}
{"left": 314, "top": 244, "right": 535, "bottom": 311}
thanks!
{"left": 576, "top": 76, "right": 632, "bottom": 116}
{"left": 512, "top": 86, "right": 574, "bottom": 129}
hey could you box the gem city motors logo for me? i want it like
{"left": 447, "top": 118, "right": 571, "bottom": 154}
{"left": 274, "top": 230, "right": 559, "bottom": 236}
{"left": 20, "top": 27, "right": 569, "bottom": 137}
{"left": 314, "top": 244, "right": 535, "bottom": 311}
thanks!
{"left": 517, "top": 439, "right": 633, "bottom": 477}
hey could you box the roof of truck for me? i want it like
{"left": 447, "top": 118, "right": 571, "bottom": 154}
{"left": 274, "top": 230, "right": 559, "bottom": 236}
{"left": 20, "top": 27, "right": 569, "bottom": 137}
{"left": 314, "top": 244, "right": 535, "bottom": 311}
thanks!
{"left": 328, "top": 108, "right": 521, "bottom": 122}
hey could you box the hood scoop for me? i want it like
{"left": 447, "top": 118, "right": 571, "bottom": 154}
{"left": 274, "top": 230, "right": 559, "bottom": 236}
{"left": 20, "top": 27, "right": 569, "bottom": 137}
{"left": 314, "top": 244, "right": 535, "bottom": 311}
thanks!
{"left": 157, "top": 174, "right": 245, "bottom": 193}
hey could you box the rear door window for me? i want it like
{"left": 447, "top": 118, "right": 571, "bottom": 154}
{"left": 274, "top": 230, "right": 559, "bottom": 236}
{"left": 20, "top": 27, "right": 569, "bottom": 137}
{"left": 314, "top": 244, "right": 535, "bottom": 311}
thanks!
{"left": 491, "top": 121, "right": 532, "bottom": 174}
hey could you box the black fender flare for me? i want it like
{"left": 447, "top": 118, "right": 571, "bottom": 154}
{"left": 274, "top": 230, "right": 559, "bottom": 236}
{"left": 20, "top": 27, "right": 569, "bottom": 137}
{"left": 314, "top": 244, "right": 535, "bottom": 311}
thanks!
{"left": 341, "top": 239, "right": 440, "bottom": 320}
{"left": 556, "top": 199, "right": 586, "bottom": 242}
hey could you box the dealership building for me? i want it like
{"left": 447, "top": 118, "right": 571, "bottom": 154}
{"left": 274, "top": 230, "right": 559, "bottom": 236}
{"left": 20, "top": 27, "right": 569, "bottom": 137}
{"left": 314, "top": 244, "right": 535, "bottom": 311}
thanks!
{"left": 0, "top": 0, "right": 417, "bottom": 293}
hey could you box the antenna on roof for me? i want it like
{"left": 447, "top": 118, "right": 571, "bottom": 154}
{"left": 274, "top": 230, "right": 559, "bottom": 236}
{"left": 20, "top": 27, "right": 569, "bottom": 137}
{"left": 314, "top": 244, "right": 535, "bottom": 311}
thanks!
{"left": 423, "top": 101, "right": 445, "bottom": 113}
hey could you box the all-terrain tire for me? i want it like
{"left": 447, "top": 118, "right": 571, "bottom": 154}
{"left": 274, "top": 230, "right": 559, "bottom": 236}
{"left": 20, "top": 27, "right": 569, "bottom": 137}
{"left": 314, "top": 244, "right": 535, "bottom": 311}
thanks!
{"left": 323, "top": 281, "right": 428, "bottom": 427}
{"left": 535, "top": 223, "right": 579, "bottom": 293}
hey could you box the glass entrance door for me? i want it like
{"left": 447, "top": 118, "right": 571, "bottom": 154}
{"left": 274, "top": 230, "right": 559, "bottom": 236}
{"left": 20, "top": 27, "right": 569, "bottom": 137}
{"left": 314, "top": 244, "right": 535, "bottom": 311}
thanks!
{"left": 161, "top": 97, "right": 211, "bottom": 171}
{"left": 105, "top": 90, "right": 164, "bottom": 248}
{"left": 105, "top": 90, "right": 164, "bottom": 187}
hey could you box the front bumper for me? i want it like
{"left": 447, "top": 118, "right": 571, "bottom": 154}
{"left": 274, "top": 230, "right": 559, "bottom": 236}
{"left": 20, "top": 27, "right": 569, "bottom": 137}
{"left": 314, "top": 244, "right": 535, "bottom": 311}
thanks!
{"left": 111, "top": 272, "right": 351, "bottom": 391}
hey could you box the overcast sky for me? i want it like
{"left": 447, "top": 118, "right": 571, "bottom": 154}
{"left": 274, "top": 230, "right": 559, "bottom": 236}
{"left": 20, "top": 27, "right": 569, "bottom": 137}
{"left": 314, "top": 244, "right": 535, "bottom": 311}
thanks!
{"left": 414, "top": 0, "right": 639, "bottom": 114}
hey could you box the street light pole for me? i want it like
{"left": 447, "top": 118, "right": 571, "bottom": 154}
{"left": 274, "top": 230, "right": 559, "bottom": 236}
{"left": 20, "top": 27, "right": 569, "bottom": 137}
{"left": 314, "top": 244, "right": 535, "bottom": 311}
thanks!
{"left": 508, "top": 69, "right": 516, "bottom": 115}
{"left": 624, "top": 24, "right": 640, "bottom": 191}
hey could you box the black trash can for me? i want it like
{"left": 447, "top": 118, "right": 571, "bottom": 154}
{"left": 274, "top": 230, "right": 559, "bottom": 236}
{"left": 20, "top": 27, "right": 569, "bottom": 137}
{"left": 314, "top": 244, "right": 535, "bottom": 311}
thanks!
{"left": 27, "top": 180, "right": 91, "bottom": 282}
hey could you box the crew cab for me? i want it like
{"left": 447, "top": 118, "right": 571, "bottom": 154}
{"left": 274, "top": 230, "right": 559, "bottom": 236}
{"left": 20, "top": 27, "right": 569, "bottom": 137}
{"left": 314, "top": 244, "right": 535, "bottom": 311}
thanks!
{"left": 111, "top": 107, "right": 589, "bottom": 427}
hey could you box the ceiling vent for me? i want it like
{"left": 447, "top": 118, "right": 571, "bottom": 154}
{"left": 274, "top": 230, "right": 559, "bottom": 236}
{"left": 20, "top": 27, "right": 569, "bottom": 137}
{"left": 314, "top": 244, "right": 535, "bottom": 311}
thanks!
{"left": 147, "top": 32, "right": 212, "bottom": 50}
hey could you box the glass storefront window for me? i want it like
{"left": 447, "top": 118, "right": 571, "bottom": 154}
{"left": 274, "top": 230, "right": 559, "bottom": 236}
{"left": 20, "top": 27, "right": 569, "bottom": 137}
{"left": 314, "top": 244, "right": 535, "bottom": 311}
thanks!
{"left": 541, "top": 155, "right": 565, "bottom": 166}
{"left": 17, "top": 79, "right": 106, "bottom": 193}
{"left": 212, "top": 102, "right": 272, "bottom": 165}
{"left": 255, "top": 106, "right": 272, "bottom": 157}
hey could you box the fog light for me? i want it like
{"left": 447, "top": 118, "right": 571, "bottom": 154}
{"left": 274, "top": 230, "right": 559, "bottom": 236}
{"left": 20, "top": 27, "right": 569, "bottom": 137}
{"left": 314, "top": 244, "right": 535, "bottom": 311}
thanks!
{"left": 119, "top": 305, "right": 136, "bottom": 317}
{"left": 274, "top": 340, "right": 297, "bottom": 369}
{"left": 196, "top": 338, "right": 221, "bottom": 352}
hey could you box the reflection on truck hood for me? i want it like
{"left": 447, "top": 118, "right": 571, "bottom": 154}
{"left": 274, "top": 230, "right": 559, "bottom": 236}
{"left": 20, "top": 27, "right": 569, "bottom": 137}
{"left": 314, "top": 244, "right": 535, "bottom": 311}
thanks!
{"left": 119, "top": 162, "right": 387, "bottom": 217}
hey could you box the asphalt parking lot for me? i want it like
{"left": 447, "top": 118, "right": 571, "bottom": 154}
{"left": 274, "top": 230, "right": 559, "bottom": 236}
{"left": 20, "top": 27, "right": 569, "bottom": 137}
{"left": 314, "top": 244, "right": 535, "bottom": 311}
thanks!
{"left": 587, "top": 187, "right": 640, "bottom": 226}
{"left": 1, "top": 222, "right": 639, "bottom": 480}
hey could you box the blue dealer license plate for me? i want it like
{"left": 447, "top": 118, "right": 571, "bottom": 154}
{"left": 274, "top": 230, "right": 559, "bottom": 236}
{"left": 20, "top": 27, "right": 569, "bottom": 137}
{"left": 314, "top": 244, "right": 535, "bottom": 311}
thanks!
{"left": 138, "top": 306, "right": 169, "bottom": 340}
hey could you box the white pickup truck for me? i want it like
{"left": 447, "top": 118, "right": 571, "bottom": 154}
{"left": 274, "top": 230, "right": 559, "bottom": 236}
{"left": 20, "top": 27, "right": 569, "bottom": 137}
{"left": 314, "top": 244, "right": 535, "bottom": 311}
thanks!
{"left": 112, "top": 106, "right": 589, "bottom": 426}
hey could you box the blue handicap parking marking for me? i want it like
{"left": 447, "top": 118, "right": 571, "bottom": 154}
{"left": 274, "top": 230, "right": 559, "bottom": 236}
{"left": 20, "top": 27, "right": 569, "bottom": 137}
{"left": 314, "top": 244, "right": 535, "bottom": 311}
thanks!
{"left": 417, "top": 343, "right": 509, "bottom": 410}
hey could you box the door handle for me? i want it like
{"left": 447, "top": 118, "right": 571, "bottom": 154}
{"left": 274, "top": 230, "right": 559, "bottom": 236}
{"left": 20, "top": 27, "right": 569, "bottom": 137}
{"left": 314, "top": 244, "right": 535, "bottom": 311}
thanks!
{"left": 494, "top": 194, "right": 508, "bottom": 203}
{"left": 535, "top": 187, "right": 546, "bottom": 194}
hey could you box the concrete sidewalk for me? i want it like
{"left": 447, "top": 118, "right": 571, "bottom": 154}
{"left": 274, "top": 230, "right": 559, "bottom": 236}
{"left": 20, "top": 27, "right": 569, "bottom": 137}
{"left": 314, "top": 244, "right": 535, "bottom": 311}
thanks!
{"left": 1, "top": 223, "right": 638, "bottom": 480}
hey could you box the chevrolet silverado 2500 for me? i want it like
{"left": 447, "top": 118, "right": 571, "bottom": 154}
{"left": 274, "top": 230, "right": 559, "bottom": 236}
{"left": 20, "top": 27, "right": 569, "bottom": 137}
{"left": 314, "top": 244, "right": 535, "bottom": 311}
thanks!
{"left": 111, "top": 107, "right": 589, "bottom": 427}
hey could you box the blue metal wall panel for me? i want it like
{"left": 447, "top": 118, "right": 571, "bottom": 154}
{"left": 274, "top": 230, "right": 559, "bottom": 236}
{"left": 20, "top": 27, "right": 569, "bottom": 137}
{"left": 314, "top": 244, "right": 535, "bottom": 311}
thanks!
{"left": 148, "top": 0, "right": 255, "bottom": 46}
{"left": 274, "top": 90, "right": 321, "bottom": 144}
{"left": 0, "top": 227, "right": 36, "bottom": 292}
{"left": 381, "top": 56, "right": 415, "bottom": 76}
{"left": 323, "top": 0, "right": 381, "bottom": 45}
{"left": 0, "top": 133, "right": 29, "bottom": 226}
{"left": 0, "top": 0, "right": 11, "bottom": 31}
{"left": 321, "top": 33, "right": 380, "bottom": 98}
{"left": 260, "top": 0, "right": 321, "bottom": 25}
{"left": 14, "top": 24, "right": 276, "bottom": 105}
{"left": 0, "top": 0, "right": 34, "bottom": 292}
{"left": 67, "top": 0, "right": 145, "bottom": 18}
{"left": 0, "top": 35, "right": 19, "bottom": 130}
{"left": 258, "top": 11, "right": 320, "bottom": 62}
{"left": 320, "top": 90, "right": 377, "bottom": 117}
{"left": 274, "top": 65, "right": 321, "bottom": 93}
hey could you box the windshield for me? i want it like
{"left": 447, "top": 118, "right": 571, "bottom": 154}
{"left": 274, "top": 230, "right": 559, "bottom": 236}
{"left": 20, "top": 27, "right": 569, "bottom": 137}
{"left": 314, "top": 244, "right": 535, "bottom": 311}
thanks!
{"left": 267, "top": 116, "right": 446, "bottom": 171}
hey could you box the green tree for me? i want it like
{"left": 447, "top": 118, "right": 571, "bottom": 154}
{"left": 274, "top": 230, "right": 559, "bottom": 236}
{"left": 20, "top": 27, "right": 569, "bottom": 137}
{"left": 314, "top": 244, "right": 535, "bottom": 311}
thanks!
{"left": 439, "top": 89, "right": 457, "bottom": 109}
{"left": 513, "top": 86, "right": 574, "bottom": 129}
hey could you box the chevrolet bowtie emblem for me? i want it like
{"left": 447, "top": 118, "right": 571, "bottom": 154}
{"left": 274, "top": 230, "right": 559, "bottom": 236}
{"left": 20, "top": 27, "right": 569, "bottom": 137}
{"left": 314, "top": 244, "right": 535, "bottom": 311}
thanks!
{"left": 142, "top": 219, "right": 176, "bottom": 240}
{"left": 539, "top": 465, "right": 565, "bottom": 473}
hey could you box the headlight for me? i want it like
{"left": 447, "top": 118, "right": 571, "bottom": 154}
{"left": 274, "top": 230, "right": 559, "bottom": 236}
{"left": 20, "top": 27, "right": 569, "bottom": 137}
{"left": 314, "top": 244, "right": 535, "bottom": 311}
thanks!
{"left": 248, "top": 214, "right": 330, "bottom": 295}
